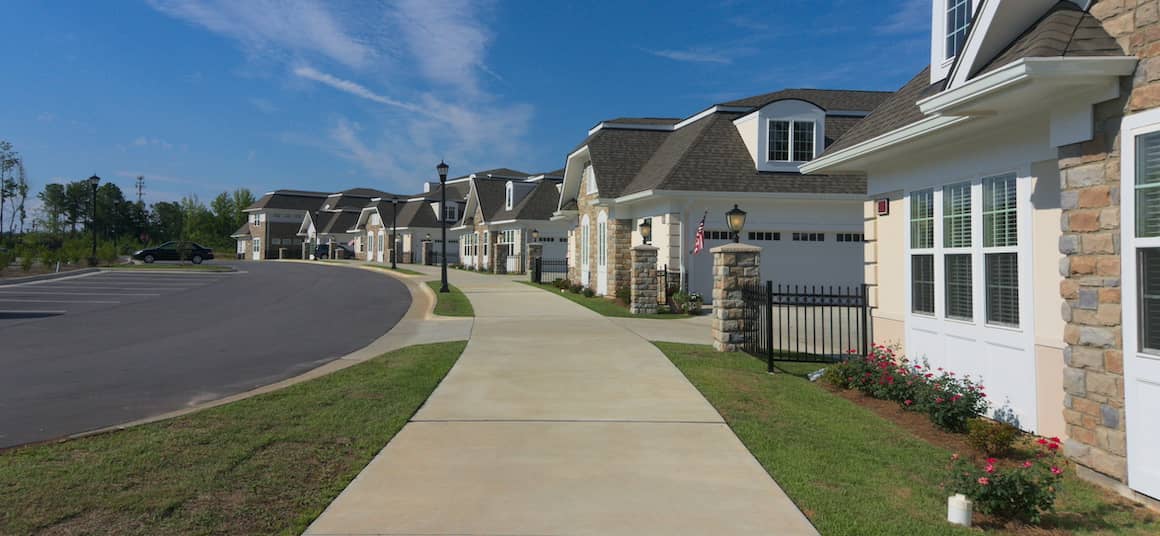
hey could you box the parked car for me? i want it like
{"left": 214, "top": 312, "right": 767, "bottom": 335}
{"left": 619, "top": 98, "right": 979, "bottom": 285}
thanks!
{"left": 314, "top": 243, "right": 354, "bottom": 259}
{"left": 132, "top": 241, "right": 215, "bottom": 264}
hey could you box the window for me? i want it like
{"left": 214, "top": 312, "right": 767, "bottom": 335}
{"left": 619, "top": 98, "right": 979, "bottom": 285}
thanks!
{"left": 983, "top": 173, "right": 1018, "bottom": 326}
{"left": 945, "top": 254, "right": 973, "bottom": 320}
{"left": 581, "top": 223, "right": 590, "bottom": 262}
{"left": 253, "top": 238, "right": 261, "bottom": 254}
{"left": 912, "top": 255, "right": 935, "bottom": 315}
{"left": 443, "top": 204, "right": 458, "bottom": 223}
{"left": 1136, "top": 131, "right": 1160, "bottom": 237}
{"left": 584, "top": 164, "right": 597, "bottom": 195}
{"left": 792, "top": 232, "right": 824, "bottom": 242}
{"left": 836, "top": 233, "right": 864, "bottom": 242}
{"left": 946, "top": 0, "right": 973, "bottom": 59}
{"left": 943, "top": 182, "right": 971, "bottom": 247}
{"left": 505, "top": 182, "right": 514, "bottom": 211}
{"left": 749, "top": 231, "right": 780, "bottom": 241}
{"left": 768, "top": 120, "right": 816, "bottom": 162}
{"left": 1133, "top": 129, "right": 1160, "bottom": 352}
{"left": 704, "top": 230, "right": 732, "bottom": 240}
{"left": 910, "top": 189, "right": 934, "bottom": 249}
{"left": 597, "top": 219, "right": 607, "bottom": 266}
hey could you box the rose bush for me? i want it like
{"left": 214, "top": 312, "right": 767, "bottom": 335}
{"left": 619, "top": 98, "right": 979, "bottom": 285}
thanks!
{"left": 947, "top": 436, "right": 1066, "bottom": 523}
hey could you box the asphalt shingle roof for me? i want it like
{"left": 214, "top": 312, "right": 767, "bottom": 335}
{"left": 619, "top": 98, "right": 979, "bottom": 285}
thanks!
{"left": 230, "top": 222, "right": 251, "bottom": 238}
{"left": 574, "top": 128, "right": 672, "bottom": 199}
{"left": 825, "top": 2, "right": 1121, "bottom": 156}
{"left": 490, "top": 180, "right": 562, "bottom": 222}
{"left": 718, "top": 89, "right": 892, "bottom": 111}
{"left": 248, "top": 190, "right": 329, "bottom": 211}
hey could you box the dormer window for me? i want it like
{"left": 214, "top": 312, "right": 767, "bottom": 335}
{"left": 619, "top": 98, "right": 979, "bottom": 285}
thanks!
{"left": 505, "top": 182, "right": 514, "bottom": 211}
{"left": 767, "top": 120, "right": 815, "bottom": 162}
{"left": 584, "top": 163, "right": 598, "bottom": 195}
{"left": 946, "top": 0, "right": 972, "bottom": 60}
{"left": 443, "top": 203, "right": 458, "bottom": 222}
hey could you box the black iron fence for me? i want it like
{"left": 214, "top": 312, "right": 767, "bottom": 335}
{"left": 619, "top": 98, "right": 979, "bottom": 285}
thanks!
{"left": 740, "top": 281, "right": 870, "bottom": 370}
{"left": 530, "top": 258, "right": 569, "bottom": 284}
{"left": 657, "top": 265, "right": 686, "bottom": 306}
{"left": 426, "top": 249, "right": 459, "bottom": 266}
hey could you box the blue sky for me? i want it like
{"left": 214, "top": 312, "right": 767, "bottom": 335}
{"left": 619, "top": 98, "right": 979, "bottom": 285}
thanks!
{"left": 2, "top": 0, "right": 931, "bottom": 211}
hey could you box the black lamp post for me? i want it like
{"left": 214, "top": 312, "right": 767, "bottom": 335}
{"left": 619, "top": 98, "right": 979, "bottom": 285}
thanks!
{"left": 437, "top": 160, "right": 450, "bottom": 293}
{"left": 88, "top": 174, "right": 100, "bottom": 265}
{"left": 390, "top": 196, "right": 399, "bottom": 269}
{"left": 424, "top": 232, "right": 432, "bottom": 265}
{"left": 639, "top": 218, "right": 652, "bottom": 245}
{"left": 726, "top": 204, "right": 747, "bottom": 243}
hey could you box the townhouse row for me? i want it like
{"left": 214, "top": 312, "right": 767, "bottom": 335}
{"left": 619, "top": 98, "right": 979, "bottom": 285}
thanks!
{"left": 233, "top": 0, "right": 1160, "bottom": 505}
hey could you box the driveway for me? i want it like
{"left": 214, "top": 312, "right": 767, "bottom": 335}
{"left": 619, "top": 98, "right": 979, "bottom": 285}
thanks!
{"left": 0, "top": 261, "right": 410, "bottom": 448}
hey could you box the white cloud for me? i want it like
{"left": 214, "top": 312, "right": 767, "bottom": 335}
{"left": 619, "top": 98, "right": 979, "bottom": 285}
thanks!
{"left": 386, "top": 0, "right": 493, "bottom": 96}
{"left": 292, "top": 66, "right": 432, "bottom": 117}
{"left": 148, "top": 0, "right": 378, "bottom": 69}
{"left": 644, "top": 48, "right": 733, "bottom": 65}
{"left": 131, "top": 137, "right": 175, "bottom": 150}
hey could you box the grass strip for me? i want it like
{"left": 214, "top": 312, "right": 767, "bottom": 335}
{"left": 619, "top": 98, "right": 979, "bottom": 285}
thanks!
{"left": 425, "top": 280, "right": 474, "bottom": 317}
{"left": 520, "top": 281, "right": 689, "bottom": 320}
{"left": 0, "top": 341, "right": 467, "bottom": 536}
{"left": 656, "top": 342, "right": 1159, "bottom": 536}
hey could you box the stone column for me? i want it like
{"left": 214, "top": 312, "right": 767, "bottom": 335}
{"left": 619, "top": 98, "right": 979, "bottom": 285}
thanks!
{"left": 420, "top": 240, "right": 431, "bottom": 265}
{"left": 528, "top": 243, "right": 543, "bottom": 282}
{"left": 711, "top": 243, "right": 761, "bottom": 352}
{"left": 630, "top": 245, "right": 659, "bottom": 314}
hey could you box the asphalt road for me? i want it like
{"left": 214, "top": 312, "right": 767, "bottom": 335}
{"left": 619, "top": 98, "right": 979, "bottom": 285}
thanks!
{"left": 0, "top": 261, "right": 411, "bottom": 448}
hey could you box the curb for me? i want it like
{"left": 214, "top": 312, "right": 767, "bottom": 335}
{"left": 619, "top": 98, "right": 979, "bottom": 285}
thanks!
{"left": 55, "top": 259, "right": 447, "bottom": 444}
{"left": 0, "top": 268, "right": 100, "bottom": 286}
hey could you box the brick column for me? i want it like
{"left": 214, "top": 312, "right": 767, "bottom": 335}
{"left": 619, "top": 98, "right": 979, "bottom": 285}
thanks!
{"left": 630, "top": 245, "right": 659, "bottom": 315}
{"left": 711, "top": 243, "right": 761, "bottom": 352}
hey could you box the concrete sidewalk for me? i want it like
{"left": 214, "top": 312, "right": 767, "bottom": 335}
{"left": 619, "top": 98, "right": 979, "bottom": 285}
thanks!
{"left": 304, "top": 266, "right": 817, "bottom": 535}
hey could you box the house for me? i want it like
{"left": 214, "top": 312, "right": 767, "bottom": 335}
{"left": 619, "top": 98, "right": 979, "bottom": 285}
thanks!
{"left": 801, "top": 0, "right": 1158, "bottom": 503}
{"left": 456, "top": 170, "right": 569, "bottom": 273}
{"left": 348, "top": 175, "right": 473, "bottom": 265}
{"left": 237, "top": 189, "right": 329, "bottom": 260}
{"left": 297, "top": 188, "right": 393, "bottom": 259}
{"left": 552, "top": 89, "right": 891, "bottom": 300}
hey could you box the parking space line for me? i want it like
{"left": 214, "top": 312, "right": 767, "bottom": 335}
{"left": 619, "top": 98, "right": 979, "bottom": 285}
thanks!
{"left": 20, "top": 286, "right": 193, "bottom": 291}
{"left": 0, "top": 298, "right": 120, "bottom": 304}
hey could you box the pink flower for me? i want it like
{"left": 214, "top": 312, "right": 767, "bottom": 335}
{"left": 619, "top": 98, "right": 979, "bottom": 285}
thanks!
{"left": 904, "top": 399, "right": 913, "bottom": 406}
{"left": 1051, "top": 467, "right": 1063, "bottom": 475}
{"left": 985, "top": 464, "right": 996, "bottom": 473}
{"left": 978, "top": 477, "right": 990, "bottom": 486}
{"left": 935, "top": 397, "right": 945, "bottom": 404}
{"left": 1022, "top": 461, "right": 1033, "bottom": 468}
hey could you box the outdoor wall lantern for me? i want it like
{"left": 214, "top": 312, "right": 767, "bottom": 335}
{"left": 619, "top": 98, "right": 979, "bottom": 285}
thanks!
{"left": 726, "top": 204, "right": 746, "bottom": 243}
{"left": 531, "top": 228, "right": 540, "bottom": 242}
{"left": 639, "top": 218, "right": 652, "bottom": 244}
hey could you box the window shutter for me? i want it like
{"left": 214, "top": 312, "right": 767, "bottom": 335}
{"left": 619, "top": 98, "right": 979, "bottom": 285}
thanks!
{"left": 943, "top": 182, "right": 971, "bottom": 248}
{"left": 983, "top": 174, "right": 1017, "bottom": 247}
{"left": 1136, "top": 132, "right": 1160, "bottom": 237}
{"left": 912, "top": 255, "right": 935, "bottom": 314}
{"left": 945, "top": 254, "right": 973, "bottom": 320}
{"left": 910, "top": 190, "right": 934, "bottom": 249}
{"left": 985, "top": 253, "right": 1019, "bottom": 326}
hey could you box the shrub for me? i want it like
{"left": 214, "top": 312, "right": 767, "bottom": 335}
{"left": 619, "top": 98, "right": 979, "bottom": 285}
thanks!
{"left": 552, "top": 278, "right": 568, "bottom": 289}
{"left": 98, "top": 242, "right": 119, "bottom": 266}
{"left": 0, "top": 248, "right": 14, "bottom": 273}
{"left": 947, "top": 436, "right": 1066, "bottom": 523}
{"left": 615, "top": 285, "right": 630, "bottom": 303}
{"left": 922, "top": 370, "right": 988, "bottom": 433}
{"left": 967, "top": 418, "right": 1020, "bottom": 456}
{"left": 672, "top": 291, "right": 704, "bottom": 315}
{"left": 582, "top": 287, "right": 595, "bottom": 298}
{"left": 569, "top": 282, "right": 583, "bottom": 294}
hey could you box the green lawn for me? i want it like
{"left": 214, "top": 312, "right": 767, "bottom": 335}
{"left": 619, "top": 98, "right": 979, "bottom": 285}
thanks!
{"left": 657, "top": 342, "right": 1159, "bottom": 536}
{"left": 426, "top": 281, "right": 474, "bottom": 317}
{"left": 0, "top": 341, "right": 466, "bottom": 536}
{"left": 521, "top": 281, "right": 690, "bottom": 320}
{"left": 106, "top": 263, "right": 234, "bottom": 272}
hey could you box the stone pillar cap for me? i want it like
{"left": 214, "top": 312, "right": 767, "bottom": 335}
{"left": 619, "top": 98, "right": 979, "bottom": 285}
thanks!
{"left": 631, "top": 244, "right": 660, "bottom": 251}
{"left": 709, "top": 243, "right": 762, "bottom": 254}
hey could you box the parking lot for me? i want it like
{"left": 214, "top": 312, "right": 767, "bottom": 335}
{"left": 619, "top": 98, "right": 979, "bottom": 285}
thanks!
{"left": 0, "top": 262, "right": 411, "bottom": 448}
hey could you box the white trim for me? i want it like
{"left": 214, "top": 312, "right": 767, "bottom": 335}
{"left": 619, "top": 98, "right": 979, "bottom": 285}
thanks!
{"left": 800, "top": 115, "right": 970, "bottom": 174}
{"left": 613, "top": 188, "right": 866, "bottom": 205}
{"left": 674, "top": 105, "right": 750, "bottom": 129}
{"left": 1120, "top": 107, "right": 1160, "bottom": 498}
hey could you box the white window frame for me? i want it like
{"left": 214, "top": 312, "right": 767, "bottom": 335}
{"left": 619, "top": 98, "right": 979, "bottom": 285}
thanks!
{"left": 766, "top": 119, "right": 816, "bottom": 163}
{"left": 252, "top": 238, "right": 261, "bottom": 254}
{"left": 443, "top": 204, "right": 458, "bottom": 223}
{"left": 903, "top": 170, "right": 1032, "bottom": 332}
{"left": 945, "top": 0, "right": 973, "bottom": 60}
{"left": 505, "top": 182, "right": 514, "bottom": 211}
{"left": 584, "top": 164, "right": 598, "bottom": 195}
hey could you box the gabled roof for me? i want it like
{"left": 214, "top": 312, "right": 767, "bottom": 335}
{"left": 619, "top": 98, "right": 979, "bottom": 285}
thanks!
{"left": 491, "top": 180, "right": 562, "bottom": 222}
{"left": 972, "top": 2, "right": 1121, "bottom": 78}
{"left": 246, "top": 190, "right": 329, "bottom": 212}
{"left": 623, "top": 111, "right": 865, "bottom": 196}
{"left": 571, "top": 128, "right": 672, "bottom": 199}
{"left": 604, "top": 117, "right": 682, "bottom": 125}
{"left": 717, "top": 89, "right": 892, "bottom": 111}
{"left": 230, "top": 222, "right": 251, "bottom": 238}
{"left": 310, "top": 211, "right": 360, "bottom": 235}
{"left": 822, "top": 1, "right": 1122, "bottom": 157}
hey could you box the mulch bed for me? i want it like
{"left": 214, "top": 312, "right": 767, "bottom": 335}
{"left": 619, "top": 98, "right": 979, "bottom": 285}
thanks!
{"left": 820, "top": 383, "right": 1158, "bottom": 534}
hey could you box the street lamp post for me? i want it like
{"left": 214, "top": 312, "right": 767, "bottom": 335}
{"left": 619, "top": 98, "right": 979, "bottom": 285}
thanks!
{"left": 390, "top": 196, "right": 399, "bottom": 269}
{"left": 88, "top": 175, "right": 100, "bottom": 266}
{"left": 437, "top": 160, "right": 450, "bottom": 293}
{"left": 725, "top": 204, "right": 747, "bottom": 243}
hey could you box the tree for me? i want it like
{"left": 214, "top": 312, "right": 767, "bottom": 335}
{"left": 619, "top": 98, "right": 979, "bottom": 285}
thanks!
{"left": 149, "top": 201, "right": 184, "bottom": 244}
{"left": 0, "top": 140, "right": 24, "bottom": 242}
{"left": 64, "top": 181, "right": 89, "bottom": 233}
{"left": 210, "top": 192, "right": 236, "bottom": 239}
{"left": 37, "top": 183, "right": 67, "bottom": 234}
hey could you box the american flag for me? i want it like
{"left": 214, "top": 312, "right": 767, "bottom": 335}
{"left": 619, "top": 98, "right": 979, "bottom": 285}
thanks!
{"left": 693, "top": 211, "right": 707, "bottom": 255}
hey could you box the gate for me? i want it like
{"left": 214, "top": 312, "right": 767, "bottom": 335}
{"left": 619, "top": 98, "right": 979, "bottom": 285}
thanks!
{"left": 740, "top": 281, "right": 870, "bottom": 371}
{"left": 530, "top": 258, "right": 569, "bottom": 284}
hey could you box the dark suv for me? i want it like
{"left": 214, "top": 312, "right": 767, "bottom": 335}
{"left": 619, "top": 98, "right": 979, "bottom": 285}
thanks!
{"left": 132, "top": 241, "right": 215, "bottom": 264}
{"left": 315, "top": 243, "right": 354, "bottom": 259}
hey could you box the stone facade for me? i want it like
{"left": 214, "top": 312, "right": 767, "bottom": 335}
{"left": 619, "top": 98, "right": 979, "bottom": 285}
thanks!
{"left": 1059, "top": 1, "right": 1160, "bottom": 489}
{"left": 711, "top": 243, "right": 761, "bottom": 352}
{"left": 568, "top": 167, "right": 636, "bottom": 295}
{"left": 630, "top": 245, "right": 659, "bottom": 314}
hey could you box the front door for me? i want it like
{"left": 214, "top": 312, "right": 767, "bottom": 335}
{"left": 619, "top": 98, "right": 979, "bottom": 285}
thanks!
{"left": 376, "top": 231, "right": 385, "bottom": 263}
{"left": 1121, "top": 112, "right": 1160, "bottom": 499}
{"left": 251, "top": 238, "right": 261, "bottom": 260}
{"left": 596, "top": 211, "right": 608, "bottom": 295}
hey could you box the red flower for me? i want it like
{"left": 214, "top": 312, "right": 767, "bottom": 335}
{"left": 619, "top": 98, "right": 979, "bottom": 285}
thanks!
{"left": 985, "top": 464, "right": 995, "bottom": 473}
{"left": 1047, "top": 442, "right": 1060, "bottom": 451}
{"left": 1051, "top": 466, "right": 1063, "bottom": 475}
{"left": 1037, "top": 438, "right": 1048, "bottom": 445}
{"left": 986, "top": 458, "right": 997, "bottom": 464}
{"left": 1049, "top": 436, "right": 1061, "bottom": 444}
{"left": 978, "top": 477, "right": 990, "bottom": 486}
{"left": 935, "top": 397, "right": 945, "bottom": 404}
{"left": 1022, "top": 461, "right": 1033, "bottom": 468}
